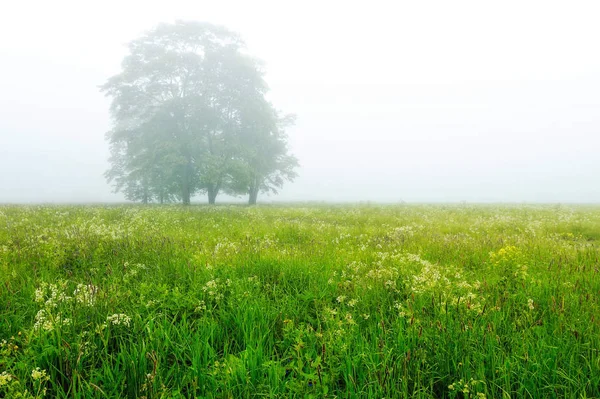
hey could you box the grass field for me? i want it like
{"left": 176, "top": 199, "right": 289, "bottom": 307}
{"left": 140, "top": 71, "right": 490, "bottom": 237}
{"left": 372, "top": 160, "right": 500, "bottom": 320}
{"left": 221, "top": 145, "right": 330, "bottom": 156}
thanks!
{"left": 1, "top": 204, "right": 599, "bottom": 398}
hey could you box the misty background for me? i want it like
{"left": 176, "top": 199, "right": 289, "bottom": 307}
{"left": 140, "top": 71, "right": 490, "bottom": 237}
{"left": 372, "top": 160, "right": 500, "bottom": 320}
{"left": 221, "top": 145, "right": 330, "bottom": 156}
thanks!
{"left": 1, "top": 0, "right": 599, "bottom": 203}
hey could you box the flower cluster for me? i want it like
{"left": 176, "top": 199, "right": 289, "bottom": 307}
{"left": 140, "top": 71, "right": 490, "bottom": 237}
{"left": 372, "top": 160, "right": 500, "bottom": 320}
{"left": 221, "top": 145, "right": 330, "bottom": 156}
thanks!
{"left": 31, "top": 368, "right": 49, "bottom": 382}
{"left": 33, "top": 309, "right": 71, "bottom": 332}
{"left": 0, "top": 371, "right": 12, "bottom": 387}
{"left": 73, "top": 283, "right": 98, "bottom": 306}
{"left": 448, "top": 377, "right": 486, "bottom": 397}
{"left": 106, "top": 313, "right": 132, "bottom": 327}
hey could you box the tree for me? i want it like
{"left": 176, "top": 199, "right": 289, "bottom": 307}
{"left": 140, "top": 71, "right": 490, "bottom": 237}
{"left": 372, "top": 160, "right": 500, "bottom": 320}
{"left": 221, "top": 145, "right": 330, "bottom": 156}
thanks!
{"left": 194, "top": 47, "right": 268, "bottom": 204}
{"left": 102, "top": 21, "right": 250, "bottom": 204}
{"left": 234, "top": 99, "right": 299, "bottom": 205}
{"left": 102, "top": 21, "right": 298, "bottom": 205}
{"left": 104, "top": 115, "right": 182, "bottom": 203}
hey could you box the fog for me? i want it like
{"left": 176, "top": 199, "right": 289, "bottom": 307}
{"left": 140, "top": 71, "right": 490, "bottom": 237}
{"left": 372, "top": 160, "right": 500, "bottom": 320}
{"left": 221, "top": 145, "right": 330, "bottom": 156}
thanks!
{"left": 1, "top": 0, "right": 600, "bottom": 203}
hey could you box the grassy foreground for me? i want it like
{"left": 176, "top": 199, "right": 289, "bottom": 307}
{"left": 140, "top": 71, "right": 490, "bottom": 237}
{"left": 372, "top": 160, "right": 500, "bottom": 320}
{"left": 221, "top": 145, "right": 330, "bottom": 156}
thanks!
{"left": 1, "top": 204, "right": 599, "bottom": 398}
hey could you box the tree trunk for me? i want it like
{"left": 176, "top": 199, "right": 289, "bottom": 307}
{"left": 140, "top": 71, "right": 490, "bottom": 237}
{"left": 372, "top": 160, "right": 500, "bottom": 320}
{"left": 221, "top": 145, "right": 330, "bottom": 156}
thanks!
{"left": 248, "top": 188, "right": 259, "bottom": 205}
{"left": 182, "top": 187, "right": 191, "bottom": 205}
{"left": 207, "top": 188, "right": 218, "bottom": 205}
{"left": 142, "top": 179, "right": 149, "bottom": 204}
{"left": 248, "top": 176, "right": 261, "bottom": 205}
{"left": 181, "top": 162, "right": 192, "bottom": 205}
{"left": 181, "top": 175, "right": 191, "bottom": 205}
{"left": 207, "top": 181, "right": 221, "bottom": 205}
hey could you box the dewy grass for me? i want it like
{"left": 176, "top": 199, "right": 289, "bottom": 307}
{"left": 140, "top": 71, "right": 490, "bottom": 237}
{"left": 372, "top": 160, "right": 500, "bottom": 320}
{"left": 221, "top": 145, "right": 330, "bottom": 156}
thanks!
{"left": 1, "top": 204, "right": 599, "bottom": 398}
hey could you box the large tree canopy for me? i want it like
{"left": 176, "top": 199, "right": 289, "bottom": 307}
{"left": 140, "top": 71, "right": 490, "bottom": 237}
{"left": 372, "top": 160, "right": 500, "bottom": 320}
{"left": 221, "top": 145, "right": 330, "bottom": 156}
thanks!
{"left": 101, "top": 21, "right": 297, "bottom": 204}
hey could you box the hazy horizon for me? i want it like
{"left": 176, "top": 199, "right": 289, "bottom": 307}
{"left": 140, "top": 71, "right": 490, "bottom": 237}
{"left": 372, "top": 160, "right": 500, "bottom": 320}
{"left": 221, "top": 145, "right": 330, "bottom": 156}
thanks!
{"left": 2, "top": 0, "right": 599, "bottom": 204}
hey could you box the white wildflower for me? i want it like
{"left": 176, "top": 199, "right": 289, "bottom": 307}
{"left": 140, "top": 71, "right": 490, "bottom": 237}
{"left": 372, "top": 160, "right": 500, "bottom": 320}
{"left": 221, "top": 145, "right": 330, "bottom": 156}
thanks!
{"left": 34, "top": 286, "right": 45, "bottom": 303}
{"left": 195, "top": 300, "right": 207, "bottom": 312}
{"left": 345, "top": 312, "right": 356, "bottom": 325}
{"left": 73, "top": 283, "right": 97, "bottom": 306}
{"left": 31, "top": 367, "right": 49, "bottom": 381}
{"left": 0, "top": 371, "right": 12, "bottom": 386}
{"left": 107, "top": 313, "right": 131, "bottom": 327}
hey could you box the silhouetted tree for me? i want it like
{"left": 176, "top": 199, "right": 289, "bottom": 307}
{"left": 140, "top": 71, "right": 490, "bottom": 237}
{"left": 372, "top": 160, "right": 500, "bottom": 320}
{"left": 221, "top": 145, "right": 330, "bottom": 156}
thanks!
{"left": 234, "top": 98, "right": 299, "bottom": 205}
{"left": 102, "top": 21, "right": 297, "bottom": 204}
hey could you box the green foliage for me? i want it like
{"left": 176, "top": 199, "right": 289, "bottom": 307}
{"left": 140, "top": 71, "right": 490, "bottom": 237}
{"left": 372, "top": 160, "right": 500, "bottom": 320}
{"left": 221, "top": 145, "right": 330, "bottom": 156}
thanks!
{"left": 1, "top": 204, "right": 600, "bottom": 397}
{"left": 101, "top": 21, "right": 298, "bottom": 205}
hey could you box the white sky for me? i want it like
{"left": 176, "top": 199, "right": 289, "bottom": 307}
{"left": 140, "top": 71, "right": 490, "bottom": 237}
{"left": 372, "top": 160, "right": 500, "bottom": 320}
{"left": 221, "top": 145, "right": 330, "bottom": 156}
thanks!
{"left": 1, "top": 0, "right": 599, "bottom": 203}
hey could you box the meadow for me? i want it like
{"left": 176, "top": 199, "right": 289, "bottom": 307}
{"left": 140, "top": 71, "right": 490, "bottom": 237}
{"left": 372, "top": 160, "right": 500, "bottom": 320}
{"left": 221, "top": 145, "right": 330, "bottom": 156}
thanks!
{"left": 1, "top": 204, "right": 599, "bottom": 398}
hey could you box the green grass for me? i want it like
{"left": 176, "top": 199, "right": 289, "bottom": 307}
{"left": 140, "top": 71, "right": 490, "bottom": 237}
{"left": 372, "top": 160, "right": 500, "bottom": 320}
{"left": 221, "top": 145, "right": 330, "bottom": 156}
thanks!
{"left": 1, "top": 204, "right": 600, "bottom": 398}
